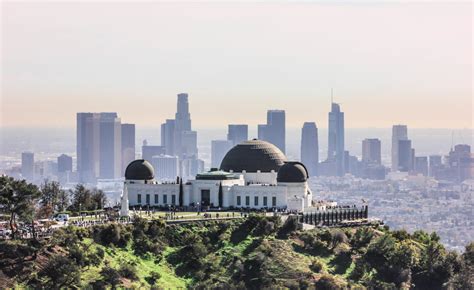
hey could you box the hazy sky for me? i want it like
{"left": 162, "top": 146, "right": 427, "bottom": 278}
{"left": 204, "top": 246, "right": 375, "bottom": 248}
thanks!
{"left": 1, "top": 1, "right": 472, "bottom": 129}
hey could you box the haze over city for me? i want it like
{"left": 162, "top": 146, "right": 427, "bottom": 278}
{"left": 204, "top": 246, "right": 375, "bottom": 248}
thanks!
{"left": 2, "top": 1, "right": 472, "bottom": 129}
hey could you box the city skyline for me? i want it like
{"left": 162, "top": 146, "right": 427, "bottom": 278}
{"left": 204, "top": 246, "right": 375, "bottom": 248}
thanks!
{"left": 2, "top": 2, "right": 472, "bottom": 129}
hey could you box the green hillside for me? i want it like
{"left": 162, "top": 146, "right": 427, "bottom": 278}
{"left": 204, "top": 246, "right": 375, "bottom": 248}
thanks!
{"left": 0, "top": 216, "right": 472, "bottom": 289}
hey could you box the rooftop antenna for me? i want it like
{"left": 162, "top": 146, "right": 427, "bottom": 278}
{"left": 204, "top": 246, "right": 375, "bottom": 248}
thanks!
{"left": 331, "top": 88, "right": 334, "bottom": 103}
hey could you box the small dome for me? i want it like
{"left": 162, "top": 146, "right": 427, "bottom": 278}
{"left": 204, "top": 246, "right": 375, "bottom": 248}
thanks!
{"left": 220, "top": 139, "right": 287, "bottom": 173}
{"left": 125, "top": 159, "right": 155, "bottom": 180}
{"left": 277, "top": 161, "right": 309, "bottom": 183}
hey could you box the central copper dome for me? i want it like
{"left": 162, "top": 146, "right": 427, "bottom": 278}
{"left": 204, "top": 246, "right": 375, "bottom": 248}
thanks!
{"left": 220, "top": 139, "right": 287, "bottom": 173}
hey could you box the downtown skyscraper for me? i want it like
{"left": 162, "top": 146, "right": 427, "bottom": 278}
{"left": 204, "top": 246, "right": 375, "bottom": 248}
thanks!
{"left": 362, "top": 138, "right": 382, "bottom": 165}
{"left": 227, "top": 124, "right": 248, "bottom": 146}
{"left": 391, "top": 125, "right": 408, "bottom": 171}
{"left": 300, "top": 122, "right": 319, "bottom": 176}
{"left": 160, "top": 93, "right": 202, "bottom": 180}
{"left": 77, "top": 112, "right": 124, "bottom": 183}
{"left": 258, "top": 110, "right": 285, "bottom": 153}
{"left": 327, "top": 102, "right": 345, "bottom": 176}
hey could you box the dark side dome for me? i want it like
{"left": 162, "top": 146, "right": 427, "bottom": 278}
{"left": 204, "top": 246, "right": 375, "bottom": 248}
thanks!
{"left": 125, "top": 159, "right": 155, "bottom": 180}
{"left": 277, "top": 161, "right": 309, "bottom": 183}
{"left": 220, "top": 139, "right": 287, "bottom": 173}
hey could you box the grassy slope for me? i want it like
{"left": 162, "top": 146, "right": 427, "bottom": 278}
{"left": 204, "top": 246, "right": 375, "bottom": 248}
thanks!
{"left": 80, "top": 239, "right": 189, "bottom": 288}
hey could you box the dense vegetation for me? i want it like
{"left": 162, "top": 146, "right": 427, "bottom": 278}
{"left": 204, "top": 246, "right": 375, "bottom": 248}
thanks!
{"left": 0, "top": 215, "right": 472, "bottom": 289}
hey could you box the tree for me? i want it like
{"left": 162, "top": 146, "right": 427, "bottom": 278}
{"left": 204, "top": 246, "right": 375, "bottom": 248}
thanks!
{"left": 91, "top": 189, "right": 107, "bottom": 210}
{"left": 0, "top": 176, "right": 41, "bottom": 239}
{"left": 40, "top": 180, "right": 63, "bottom": 212}
{"left": 38, "top": 255, "right": 81, "bottom": 288}
{"left": 179, "top": 177, "right": 184, "bottom": 207}
{"left": 69, "top": 184, "right": 92, "bottom": 212}
{"left": 218, "top": 182, "right": 223, "bottom": 208}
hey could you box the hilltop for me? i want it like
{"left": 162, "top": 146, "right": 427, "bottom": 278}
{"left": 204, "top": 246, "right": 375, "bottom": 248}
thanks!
{"left": 0, "top": 215, "right": 472, "bottom": 289}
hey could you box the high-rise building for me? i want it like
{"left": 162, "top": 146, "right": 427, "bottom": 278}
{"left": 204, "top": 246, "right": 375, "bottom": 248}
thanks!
{"left": 77, "top": 113, "right": 100, "bottom": 183}
{"left": 121, "top": 124, "right": 135, "bottom": 175}
{"left": 152, "top": 155, "right": 179, "bottom": 181}
{"left": 327, "top": 102, "right": 345, "bottom": 176}
{"left": 258, "top": 110, "right": 285, "bottom": 153}
{"left": 362, "top": 138, "right": 381, "bottom": 165}
{"left": 300, "top": 122, "right": 319, "bottom": 176}
{"left": 161, "top": 119, "right": 176, "bottom": 156}
{"left": 447, "top": 144, "right": 473, "bottom": 182}
{"left": 415, "top": 156, "right": 429, "bottom": 176}
{"left": 160, "top": 93, "right": 198, "bottom": 160}
{"left": 429, "top": 155, "right": 443, "bottom": 177}
{"left": 398, "top": 139, "right": 412, "bottom": 172}
{"left": 77, "top": 112, "right": 124, "bottom": 183}
{"left": 142, "top": 143, "right": 166, "bottom": 164}
{"left": 99, "top": 113, "right": 122, "bottom": 179}
{"left": 57, "top": 154, "right": 73, "bottom": 173}
{"left": 211, "top": 140, "right": 233, "bottom": 168}
{"left": 21, "top": 152, "right": 34, "bottom": 181}
{"left": 391, "top": 125, "right": 408, "bottom": 171}
{"left": 227, "top": 124, "right": 248, "bottom": 146}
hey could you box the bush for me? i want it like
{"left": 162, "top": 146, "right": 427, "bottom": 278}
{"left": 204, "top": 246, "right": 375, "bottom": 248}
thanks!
{"left": 119, "top": 263, "right": 139, "bottom": 280}
{"left": 310, "top": 259, "right": 324, "bottom": 273}
{"left": 100, "top": 266, "right": 121, "bottom": 287}
{"left": 38, "top": 255, "right": 81, "bottom": 288}
{"left": 92, "top": 224, "right": 131, "bottom": 247}
{"left": 146, "top": 271, "right": 162, "bottom": 285}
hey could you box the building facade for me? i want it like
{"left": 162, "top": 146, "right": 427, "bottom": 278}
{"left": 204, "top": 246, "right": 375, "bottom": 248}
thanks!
{"left": 300, "top": 122, "right": 319, "bottom": 177}
{"left": 258, "top": 110, "right": 285, "bottom": 154}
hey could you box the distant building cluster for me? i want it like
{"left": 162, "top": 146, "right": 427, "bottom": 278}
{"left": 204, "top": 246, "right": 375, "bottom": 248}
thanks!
{"left": 10, "top": 92, "right": 473, "bottom": 196}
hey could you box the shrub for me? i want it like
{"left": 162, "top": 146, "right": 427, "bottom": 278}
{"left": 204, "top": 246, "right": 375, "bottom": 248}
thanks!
{"left": 38, "top": 255, "right": 81, "bottom": 288}
{"left": 146, "top": 271, "right": 162, "bottom": 285}
{"left": 100, "top": 266, "right": 121, "bottom": 287}
{"left": 310, "top": 259, "right": 324, "bottom": 273}
{"left": 119, "top": 263, "right": 139, "bottom": 280}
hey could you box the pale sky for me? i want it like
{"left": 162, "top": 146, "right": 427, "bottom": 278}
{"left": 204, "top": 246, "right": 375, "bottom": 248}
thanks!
{"left": 1, "top": 1, "right": 472, "bottom": 129}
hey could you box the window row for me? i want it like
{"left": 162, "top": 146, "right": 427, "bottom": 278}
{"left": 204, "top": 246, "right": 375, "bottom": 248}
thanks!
{"left": 137, "top": 193, "right": 177, "bottom": 205}
{"left": 236, "top": 195, "right": 276, "bottom": 207}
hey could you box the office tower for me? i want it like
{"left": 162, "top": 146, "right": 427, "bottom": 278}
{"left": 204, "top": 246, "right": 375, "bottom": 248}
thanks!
{"left": 415, "top": 156, "right": 429, "bottom": 176}
{"left": 211, "top": 140, "right": 233, "bottom": 168}
{"left": 391, "top": 125, "right": 408, "bottom": 171}
{"left": 57, "top": 154, "right": 73, "bottom": 173}
{"left": 181, "top": 157, "right": 205, "bottom": 181}
{"left": 160, "top": 94, "right": 198, "bottom": 159}
{"left": 429, "top": 155, "right": 442, "bottom": 177}
{"left": 142, "top": 143, "right": 166, "bottom": 163}
{"left": 397, "top": 139, "right": 412, "bottom": 172}
{"left": 121, "top": 124, "right": 135, "bottom": 175}
{"left": 161, "top": 119, "right": 176, "bottom": 156}
{"left": 300, "top": 122, "right": 319, "bottom": 176}
{"left": 258, "top": 110, "right": 285, "bottom": 153}
{"left": 362, "top": 138, "right": 382, "bottom": 165}
{"left": 327, "top": 102, "right": 345, "bottom": 176}
{"left": 227, "top": 124, "right": 248, "bottom": 146}
{"left": 77, "top": 113, "right": 100, "bottom": 183}
{"left": 447, "top": 144, "right": 473, "bottom": 182}
{"left": 21, "top": 152, "right": 34, "bottom": 181}
{"left": 99, "top": 113, "right": 122, "bottom": 179}
{"left": 152, "top": 155, "right": 179, "bottom": 181}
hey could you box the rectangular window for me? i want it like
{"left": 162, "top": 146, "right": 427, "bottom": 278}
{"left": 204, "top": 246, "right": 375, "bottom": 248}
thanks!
{"left": 245, "top": 196, "right": 250, "bottom": 206}
{"left": 163, "top": 194, "right": 168, "bottom": 204}
{"left": 237, "top": 196, "right": 241, "bottom": 206}
{"left": 137, "top": 194, "right": 142, "bottom": 204}
{"left": 154, "top": 194, "right": 158, "bottom": 204}
{"left": 146, "top": 194, "right": 150, "bottom": 204}
{"left": 272, "top": 196, "right": 277, "bottom": 207}
{"left": 171, "top": 194, "right": 176, "bottom": 205}
{"left": 254, "top": 196, "right": 258, "bottom": 206}
{"left": 263, "top": 196, "right": 268, "bottom": 206}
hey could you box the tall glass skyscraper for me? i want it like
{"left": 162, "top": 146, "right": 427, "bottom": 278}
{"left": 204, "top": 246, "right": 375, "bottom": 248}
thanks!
{"left": 227, "top": 124, "right": 248, "bottom": 146}
{"left": 300, "top": 122, "right": 319, "bottom": 176}
{"left": 258, "top": 110, "right": 285, "bottom": 153}
{"left": 391, "top": 125, "right": 408, "bottom": 171}
{"left": 327, "top": 103, "right": 345, "bottom": 176}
